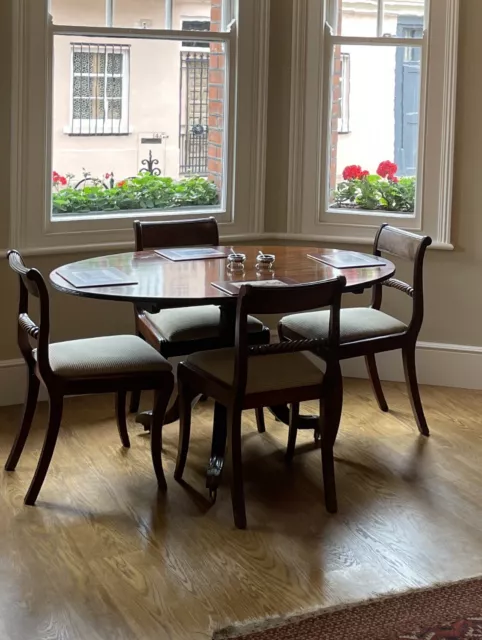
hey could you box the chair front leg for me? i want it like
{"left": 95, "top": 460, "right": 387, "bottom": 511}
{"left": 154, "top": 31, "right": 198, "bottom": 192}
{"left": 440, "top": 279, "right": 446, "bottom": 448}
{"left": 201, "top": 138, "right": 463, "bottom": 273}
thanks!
{"left": 115, "top": 390, "right": 131, "bottom": 448}
{"left": 129, "top": 389, "right": 141, "bottom": 414}
{"left": 227, "top": 407, "right": 247, "bottom": 529}
{"left": 25, "top": 393, "right": 64, "bottom": 506}
{"left": 285, "top": 402, "right": 300, "bottom": 463}
{"left": 402, "top": 345, "right": 429, "bottom": 437}
{"left": 5, "top": 370, "right": 40, "bottom": 471}
{"left": 320, "top": 364, "right": 343, "bottom": 514}
{"left": 150, "top": 374, "right": 175, "bottom": 491}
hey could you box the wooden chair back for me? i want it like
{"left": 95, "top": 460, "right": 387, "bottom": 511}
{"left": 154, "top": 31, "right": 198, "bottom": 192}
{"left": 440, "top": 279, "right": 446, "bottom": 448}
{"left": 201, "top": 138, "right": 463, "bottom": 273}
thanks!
{"left": 232, "top": 277, "right": 346, "bottom": 400}
{"left": 133, "top": 217, "right": 219, "bottom": 251}
{"left": 371, "top": 224, "right": 432, "bottom": 335}
{"left": 8, "top": 250, "right": 53, "bottom": 381}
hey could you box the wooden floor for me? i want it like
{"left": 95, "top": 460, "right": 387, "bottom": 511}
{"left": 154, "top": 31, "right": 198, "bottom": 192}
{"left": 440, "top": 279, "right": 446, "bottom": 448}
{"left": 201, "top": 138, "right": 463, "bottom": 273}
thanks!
{"left": 1, "top": 379, "right": 482, "bottom": 639}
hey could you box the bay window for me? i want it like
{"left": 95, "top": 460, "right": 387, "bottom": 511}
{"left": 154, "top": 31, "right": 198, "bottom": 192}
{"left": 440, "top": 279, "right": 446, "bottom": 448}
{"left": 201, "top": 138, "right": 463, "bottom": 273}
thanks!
{"left": 11, "top": 0, "right": 269, "bottom": 253}
{"left": 287, "top": 0, "right": 459, "bottom": 248}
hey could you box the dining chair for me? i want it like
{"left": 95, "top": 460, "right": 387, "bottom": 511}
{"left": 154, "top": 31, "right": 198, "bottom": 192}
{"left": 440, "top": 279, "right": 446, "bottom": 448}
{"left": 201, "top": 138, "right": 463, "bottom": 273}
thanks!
{"left": 5, "top": 250, "right": 174, "bottom": 505}
{"left": 130, "top": 217, "right": 271, "bottom": 432}
{"left": 279, "top": 224, "right": 432, "bottom": 436}
{"left": 174, "top": 276, "right": 346, "bottom": 529}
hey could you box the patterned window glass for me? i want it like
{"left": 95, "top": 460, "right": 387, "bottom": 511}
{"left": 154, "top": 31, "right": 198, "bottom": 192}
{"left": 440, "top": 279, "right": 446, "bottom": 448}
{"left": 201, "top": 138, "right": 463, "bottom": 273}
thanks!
{"left": 71, "top": 45, "right": 129, "bottom": 134}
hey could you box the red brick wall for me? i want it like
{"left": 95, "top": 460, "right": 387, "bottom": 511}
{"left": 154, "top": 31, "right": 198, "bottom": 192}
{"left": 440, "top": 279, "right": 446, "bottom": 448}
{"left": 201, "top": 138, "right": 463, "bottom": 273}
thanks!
{"left": 207, "top": 1, "right": 224, "bottom": 190}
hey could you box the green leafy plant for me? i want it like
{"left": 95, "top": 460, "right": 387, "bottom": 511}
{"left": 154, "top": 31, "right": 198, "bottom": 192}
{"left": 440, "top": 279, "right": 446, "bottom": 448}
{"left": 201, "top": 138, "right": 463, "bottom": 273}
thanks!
{"left": 51, "top": 171, "right": 220, "bottom": 215}
{"left": 332, "top": 161, "right": 416, "bottom": 213}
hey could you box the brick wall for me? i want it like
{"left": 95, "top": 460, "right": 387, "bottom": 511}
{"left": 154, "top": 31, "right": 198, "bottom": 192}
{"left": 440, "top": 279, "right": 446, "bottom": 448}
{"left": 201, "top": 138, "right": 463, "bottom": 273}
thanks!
{"left": 207, "top": 1, "right": 225, "bottom": 190}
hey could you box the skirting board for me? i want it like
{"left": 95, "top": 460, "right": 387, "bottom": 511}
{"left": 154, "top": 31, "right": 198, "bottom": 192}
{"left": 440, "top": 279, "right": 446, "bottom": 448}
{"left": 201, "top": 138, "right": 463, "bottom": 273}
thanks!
{"left": 0, "top": 343, "right": 481, "bottom": 408}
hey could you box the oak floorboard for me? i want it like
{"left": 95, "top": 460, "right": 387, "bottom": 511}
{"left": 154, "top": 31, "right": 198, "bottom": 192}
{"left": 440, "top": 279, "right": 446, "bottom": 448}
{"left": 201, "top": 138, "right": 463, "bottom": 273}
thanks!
{"left": 1, "top": 379, "right": 482, "bottom": 639}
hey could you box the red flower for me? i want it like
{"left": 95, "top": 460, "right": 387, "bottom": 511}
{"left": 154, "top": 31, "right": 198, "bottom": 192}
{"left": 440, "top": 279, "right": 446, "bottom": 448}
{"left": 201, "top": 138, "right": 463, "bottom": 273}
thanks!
{"left": 377, "top": 160, "right": 398, "bottom": 180}
{"left": 52, "top": 171, "right": 67, "bottom": 186}
{"left": 105, "top": 172, "right": 113, "bottom": 179}
{"left": 392, "top": 176, "right": 399, "bottom": 183}
{"left": 117, "top": 180, "right": 126, "bottom": 187}
{"left": 343, "top": 165, "right": 369, "bottom": 181}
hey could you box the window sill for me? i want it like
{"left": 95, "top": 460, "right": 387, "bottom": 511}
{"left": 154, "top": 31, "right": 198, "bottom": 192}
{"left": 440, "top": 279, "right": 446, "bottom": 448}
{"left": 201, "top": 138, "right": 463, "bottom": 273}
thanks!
{"left": 267, "top": 233, "right": 454, "bottom": 251}
{"left": 63, "top": 125, "right": 134, "bottom": 136}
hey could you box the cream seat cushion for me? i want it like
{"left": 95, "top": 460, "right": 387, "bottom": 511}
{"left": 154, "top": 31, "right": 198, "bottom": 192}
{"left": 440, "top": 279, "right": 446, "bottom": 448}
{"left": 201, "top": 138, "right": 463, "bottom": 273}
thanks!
{"left": 146, "top": 306, "right": 264, "bottom": 342}
{"left": 186, "top": 348, "right": 324, "bottom": 395}
{"left": 280, "top": 308, "right": 407, "bottom": 344}
{"left": 34, "top": 335, "right": 171, "bottom": 378}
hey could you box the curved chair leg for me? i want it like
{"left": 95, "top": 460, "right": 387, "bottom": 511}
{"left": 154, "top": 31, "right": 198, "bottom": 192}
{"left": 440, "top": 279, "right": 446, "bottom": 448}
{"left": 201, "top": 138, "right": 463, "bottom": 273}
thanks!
{"left": 150, "top": 375, "right": 175, "bottom": 491}
{"left": 115, "top": 391, "right": 130, "bottom": 448}
{"left": 402, "top": 346, "right": 429, "bottom": 437}
{"left": 174, "top": 377, "right": 195, "bottom": 481}
{"left": 24, "top": 394, "right": 64, "bottom": 506}
{"left": 320, "top": 365, "right": 343, "bottom": 514}
{"left": 5, "top": 372, "right": 40, "bottom": 471}
{"left": 285, "top": 402, "right": 299, "bottom": 463}
{"left": 255, "top": 408, "right": 266, "bottom": 434}
{"left": 228, "top": 407, "right": 246, "bottom": 529}
{"left": 129, "top": 389, "right": 141, "bottom": 414}
{"left": 365, "top": 354, "right": 389, "bottom": 412}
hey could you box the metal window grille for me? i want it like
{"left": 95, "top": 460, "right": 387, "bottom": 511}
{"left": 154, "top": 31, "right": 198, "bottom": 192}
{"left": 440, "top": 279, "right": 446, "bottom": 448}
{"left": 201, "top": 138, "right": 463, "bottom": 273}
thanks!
{"left": 338, "top": 52, "right": 350, "bottom": 134}
{"left": 181, "top": 20, "right": 211, "bottom": 49}
{"left": 71, "top": 43, "right": 130, "bottom": 136}
{"left": 179, "top": 51, "right": 209, "bottom": 175}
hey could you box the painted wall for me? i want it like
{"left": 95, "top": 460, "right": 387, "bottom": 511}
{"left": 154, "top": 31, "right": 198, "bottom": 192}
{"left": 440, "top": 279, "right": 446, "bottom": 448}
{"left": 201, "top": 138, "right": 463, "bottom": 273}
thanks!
{"left": 1, "top": 0, "right": 482, "bottom": 366}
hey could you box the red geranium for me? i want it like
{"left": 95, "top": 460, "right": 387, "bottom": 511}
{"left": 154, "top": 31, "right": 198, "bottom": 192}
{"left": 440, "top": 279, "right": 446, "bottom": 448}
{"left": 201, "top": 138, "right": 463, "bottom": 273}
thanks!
{"left": 377, "top": 160, "right": 398, "bottom": 180}
{"left": 342, "top": 165, "right": 369, "bottom": 181}
{"left": 105, "top": 172, "right": 113, "bottom": 179}
{"left": 117, "top": 180, "right": 126, "bottom": 188}
{"left": 52, "top": 171, "right": 67, "bottom": 186}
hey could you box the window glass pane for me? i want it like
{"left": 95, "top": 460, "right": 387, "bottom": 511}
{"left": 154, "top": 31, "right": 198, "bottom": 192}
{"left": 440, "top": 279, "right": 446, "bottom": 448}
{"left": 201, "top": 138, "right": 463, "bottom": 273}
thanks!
{"left": 50, "top": 0, "right": 231, "bottom": 32}
{"left": 329, "top": 44, "right": 421, "bottom": 214}
{"left": 52, "top": 35, "right": 226, "bottom": 216}
{"left": 333, "top": 1, "right": 425, "bottom": 38}
{"left": 383, "top": 2, "right": 425, "bottom": 37}
{"left": 335, "top": 0, "right": 378, "bottom": 37}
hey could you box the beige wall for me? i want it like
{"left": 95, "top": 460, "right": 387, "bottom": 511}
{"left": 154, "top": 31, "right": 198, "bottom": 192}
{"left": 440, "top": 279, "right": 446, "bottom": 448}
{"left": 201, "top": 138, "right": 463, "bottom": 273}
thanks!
{"left": 1, "top": 0, "right": 482, "bottom": 363}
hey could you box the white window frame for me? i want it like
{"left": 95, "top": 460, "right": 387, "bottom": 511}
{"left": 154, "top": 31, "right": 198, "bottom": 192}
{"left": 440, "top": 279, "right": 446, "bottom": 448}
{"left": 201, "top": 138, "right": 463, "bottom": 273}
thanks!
{"left": 68, "top": 44, "right": 130, "bottom": 136}
{"left": 11, "top": 0, "right": 270, "bottom": 254}
{"left": 286, "top": 0, "right": 459, "bottom": 249}
{"left": 338, "top": 52, "right": 350, "bottom": 134}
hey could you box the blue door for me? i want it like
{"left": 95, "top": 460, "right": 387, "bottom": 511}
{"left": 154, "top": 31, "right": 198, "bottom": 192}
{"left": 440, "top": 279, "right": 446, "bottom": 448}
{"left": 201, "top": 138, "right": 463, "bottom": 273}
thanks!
{"left": 395, "top": 17, "right": 423, "bottom": 176}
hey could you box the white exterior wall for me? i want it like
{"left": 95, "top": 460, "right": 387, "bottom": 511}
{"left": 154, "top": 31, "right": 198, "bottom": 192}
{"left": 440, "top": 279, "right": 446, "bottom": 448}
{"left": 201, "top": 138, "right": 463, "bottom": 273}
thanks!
{"left": 51, "top": 0, "right": 212, "bottom": 182}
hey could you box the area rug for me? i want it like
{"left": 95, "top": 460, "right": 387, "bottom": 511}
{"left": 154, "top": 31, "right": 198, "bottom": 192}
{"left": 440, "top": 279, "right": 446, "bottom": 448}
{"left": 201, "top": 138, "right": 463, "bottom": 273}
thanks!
{"left": 213, "top": 576, "right": 482, "bottom": 639}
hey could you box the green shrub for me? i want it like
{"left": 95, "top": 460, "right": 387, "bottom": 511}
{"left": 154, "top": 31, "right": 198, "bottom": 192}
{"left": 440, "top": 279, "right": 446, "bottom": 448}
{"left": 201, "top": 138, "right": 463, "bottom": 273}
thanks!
{"left": 52, "top": 173, "right": 220, "bottom": 215}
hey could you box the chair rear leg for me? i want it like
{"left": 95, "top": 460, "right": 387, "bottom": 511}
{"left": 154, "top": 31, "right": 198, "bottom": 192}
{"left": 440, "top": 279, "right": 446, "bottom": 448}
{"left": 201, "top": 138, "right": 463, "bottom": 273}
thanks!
{"left": 5, "top": 372, "right": 40, "bottom": 471}
{"left": 402, "top": 346, "right": 429, "bottom": 437}
{"left": 24, "top": 394, "right": 63, "bottom": 506}
{"left": 285, "top": 402, "right": 300, "bottom": 463}
{"left": 150, "top": 375, "right": 175, "bottom": 491}
{"left": 115, "top": 390, "right": 131, "bottom": 448}
{"left": 365, "top": 354, "right": 389, "bottom": 412}
{"left": 255, "top": 408, "right": 266, "bottom": 434}
{"left": 129, "top": 390, "right": 141, "bottom": 414}
{"left": 174, "top": 377, "right": 195, "bottom": 481}
{"left": 228, "top": 407, "right": 247, "bottom": 529}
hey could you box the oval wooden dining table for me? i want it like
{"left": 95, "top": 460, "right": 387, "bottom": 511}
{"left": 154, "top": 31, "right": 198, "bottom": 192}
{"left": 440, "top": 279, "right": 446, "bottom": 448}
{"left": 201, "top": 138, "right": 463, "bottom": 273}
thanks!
{"left": 50, "top": 245, "right": 395, "bottom": 495}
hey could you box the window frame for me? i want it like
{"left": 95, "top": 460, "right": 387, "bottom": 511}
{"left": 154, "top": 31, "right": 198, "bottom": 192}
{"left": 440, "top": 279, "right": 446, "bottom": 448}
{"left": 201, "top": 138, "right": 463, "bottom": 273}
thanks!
{"left": 11, "top": 0, "right": 271, "bottom": 254}
{"left": 68, "top": 43, "right": 131, "bottom": 136}
{"left": 286, "top": 0, "right": 459, "bottom": 249}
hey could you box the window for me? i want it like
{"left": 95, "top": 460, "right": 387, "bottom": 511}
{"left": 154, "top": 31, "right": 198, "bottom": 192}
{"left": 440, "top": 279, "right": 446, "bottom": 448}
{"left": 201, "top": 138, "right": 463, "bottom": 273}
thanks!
{"left": 288, "top": 0, "right": 459, "bottom": 248}
{"left": 12, "top": 0, "right": 270, "bottom": 252}
{"left": 182, "top": 20, "right": 211, "bottom": 49}
{"left": 70, "top": 44, "right": 130, "bottom": 136}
